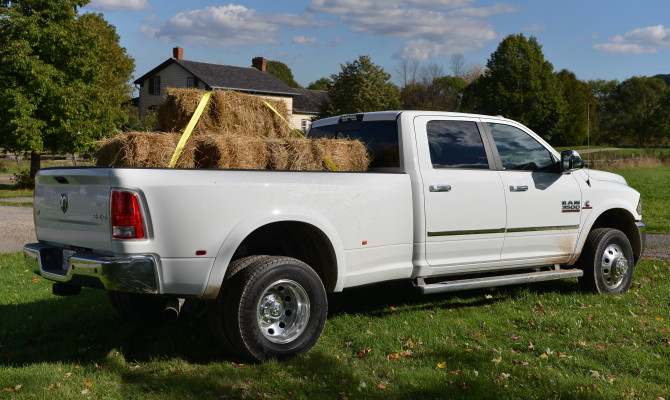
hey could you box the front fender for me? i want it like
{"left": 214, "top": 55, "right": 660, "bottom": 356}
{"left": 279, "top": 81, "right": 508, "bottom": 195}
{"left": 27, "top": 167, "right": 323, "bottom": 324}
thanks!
{"left": 202, "top": 206, "right": 347, "bottom": 299}
{"left": 568, "top": 199, "right": 641, "bottom": 265}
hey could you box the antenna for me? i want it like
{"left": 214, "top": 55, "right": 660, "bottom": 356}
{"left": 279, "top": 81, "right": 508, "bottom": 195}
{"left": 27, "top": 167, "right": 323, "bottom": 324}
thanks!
{"left": 586, "top": 103, "right": 591, "bottom": 187}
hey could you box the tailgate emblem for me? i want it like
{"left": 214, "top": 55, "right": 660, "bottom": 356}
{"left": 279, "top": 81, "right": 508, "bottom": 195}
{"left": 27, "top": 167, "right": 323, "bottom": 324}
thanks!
{"left": 59, "top": 193, "right": 69, "bottom": 214}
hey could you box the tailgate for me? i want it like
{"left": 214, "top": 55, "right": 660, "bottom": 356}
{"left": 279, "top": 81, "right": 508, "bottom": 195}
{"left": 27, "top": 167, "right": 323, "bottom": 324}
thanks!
{"left": 34, "top": 168, "right": 113, "bottom": 252}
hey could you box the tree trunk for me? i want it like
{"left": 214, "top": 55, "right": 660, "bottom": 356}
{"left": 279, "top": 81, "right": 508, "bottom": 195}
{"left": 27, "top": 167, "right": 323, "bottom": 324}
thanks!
{"left": 29, "top": 151, "right": 41, "bottom": 178}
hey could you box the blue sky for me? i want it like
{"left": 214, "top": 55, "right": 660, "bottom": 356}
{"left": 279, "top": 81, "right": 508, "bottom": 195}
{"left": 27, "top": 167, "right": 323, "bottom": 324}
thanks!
{"left": 83, "top": 0, "right": 670, "bottom": 89}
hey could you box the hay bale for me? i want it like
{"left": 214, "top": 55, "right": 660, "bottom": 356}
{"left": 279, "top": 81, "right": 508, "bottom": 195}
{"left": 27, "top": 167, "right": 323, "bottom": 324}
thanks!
{"left": 284, "top": 138, "right": 324, "bottom": 171}
{"left": 265, "top": 138, "right": 290, "bottom": 170}
{"left": 96, "top": 132, "right": 195, "bottom": 168}
{"left": 194, "top": 135, "right": 269, "bottom": 169}
{"left": 320, "top": 138, "right": 370, "bottom": 172}
{"left": 157, "top": 88, "right": 292, "bottom": 138}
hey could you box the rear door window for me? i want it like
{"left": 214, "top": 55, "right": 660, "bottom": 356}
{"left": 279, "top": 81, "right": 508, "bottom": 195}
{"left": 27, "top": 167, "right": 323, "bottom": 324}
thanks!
{"left": 426, "top": 120, "right": 489, "bottom": 169}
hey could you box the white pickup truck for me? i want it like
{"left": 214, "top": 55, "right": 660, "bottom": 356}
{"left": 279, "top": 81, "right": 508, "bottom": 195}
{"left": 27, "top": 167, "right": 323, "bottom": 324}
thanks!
{"left": 24, "top": 111, "right": 645, "bottom": 361}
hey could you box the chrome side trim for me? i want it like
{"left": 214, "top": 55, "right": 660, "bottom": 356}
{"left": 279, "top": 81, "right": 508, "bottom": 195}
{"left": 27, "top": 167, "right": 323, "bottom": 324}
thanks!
{"left": 428, "top": 224, "right": 579, "bottom": 237}
{"left": 24, "top": 243, "right": 159, "bottom": 294}
{"left": 506, "top": 225, "right": 579, "bottom": 233}
{"left": 428, "top": 228, "right": 505, "bottom": 237}
{"left": 509, "top": 185, "right": 528, "bottom": 192}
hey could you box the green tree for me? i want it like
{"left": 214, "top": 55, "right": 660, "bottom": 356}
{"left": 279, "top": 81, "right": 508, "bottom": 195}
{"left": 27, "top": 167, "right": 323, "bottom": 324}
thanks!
{"left": 463, "top": 34, "right": 565, "bottom": 140}
{"left": 267, "top": 60, "right": 302, "bottom": 89}
{"left": 587, "top": 79, "right": 619, "bottom": 145}
{"left": 321, "top": 55, "right": 401, "bottom": 117}
{"left": 553, "top": 70, "right": 595, "bottom": 146}
{"left": 307, "top": 77, "right": 331, "bottom": 91}
{"left": 0, "top": 0, "right": 134, "bottom": 177}
{"left": 611, "top": 76, "right": 669, "bottom": 146}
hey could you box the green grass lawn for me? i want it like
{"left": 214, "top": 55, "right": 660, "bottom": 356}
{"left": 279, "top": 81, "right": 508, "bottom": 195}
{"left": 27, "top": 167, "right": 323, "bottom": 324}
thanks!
{"left": 1, "top": 250, "right": 669, "bottom": 399}
{"left": 611, "top": 165, "right": 670, "bottom": 234}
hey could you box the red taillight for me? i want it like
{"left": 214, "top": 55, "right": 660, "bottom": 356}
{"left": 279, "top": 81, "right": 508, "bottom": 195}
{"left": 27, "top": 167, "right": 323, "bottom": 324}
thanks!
{"left": 111, "top": 191, "right": 145, "bottom": 239}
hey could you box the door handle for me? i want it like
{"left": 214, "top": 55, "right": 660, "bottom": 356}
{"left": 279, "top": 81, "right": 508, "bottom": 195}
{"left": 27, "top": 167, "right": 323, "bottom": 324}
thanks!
{"left": 509, "top": 185, "right": 529, "bottom": 192}
{"left": 429, "top": 185, "right": 452, "bottom": 192}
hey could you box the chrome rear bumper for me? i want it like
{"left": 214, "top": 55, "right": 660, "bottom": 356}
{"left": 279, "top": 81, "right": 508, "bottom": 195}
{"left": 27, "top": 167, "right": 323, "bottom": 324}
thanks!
{"left": 24, "top": 243, "right": 159, "bottom": 294}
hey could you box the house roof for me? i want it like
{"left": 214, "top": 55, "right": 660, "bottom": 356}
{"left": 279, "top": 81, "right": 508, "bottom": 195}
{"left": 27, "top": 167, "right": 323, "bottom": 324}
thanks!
{"left": 134, "top": 58, "right": 300, "bottom": 97}
{"left": 293, "top": 89, "right": 329, "bottom": 114}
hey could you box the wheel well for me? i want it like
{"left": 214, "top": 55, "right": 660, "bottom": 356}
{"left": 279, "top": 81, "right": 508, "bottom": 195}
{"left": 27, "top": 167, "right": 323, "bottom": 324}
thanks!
{"left": 591, "top": 208, "right": 642, "bottom": 262}
{"left": 233, "top": 222, "right": 338, "bottom": 292}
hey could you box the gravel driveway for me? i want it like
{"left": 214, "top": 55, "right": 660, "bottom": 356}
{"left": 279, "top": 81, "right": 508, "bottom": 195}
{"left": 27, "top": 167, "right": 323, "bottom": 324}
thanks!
{"left": 2, "top": 201, "right": 669, "bottom": 260}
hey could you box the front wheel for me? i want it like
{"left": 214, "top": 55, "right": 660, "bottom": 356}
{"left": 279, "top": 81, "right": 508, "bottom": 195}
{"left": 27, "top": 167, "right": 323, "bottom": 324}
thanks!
{"left": 578, "top": 228, "right": 635, "bottom": 293}
{"left": 219, "top": 256, "right": 327, "bottom": 361}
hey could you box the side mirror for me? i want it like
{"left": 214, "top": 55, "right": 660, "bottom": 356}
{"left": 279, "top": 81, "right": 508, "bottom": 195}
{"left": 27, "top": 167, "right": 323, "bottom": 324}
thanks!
{"left": 560, "top": 150, "right": 584, "bottom": 172}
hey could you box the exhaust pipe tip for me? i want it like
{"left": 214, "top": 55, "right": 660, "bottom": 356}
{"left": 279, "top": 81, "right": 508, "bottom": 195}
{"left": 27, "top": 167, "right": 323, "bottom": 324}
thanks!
{"left": 163, "top": 298, "right": 185, "bottom": 322}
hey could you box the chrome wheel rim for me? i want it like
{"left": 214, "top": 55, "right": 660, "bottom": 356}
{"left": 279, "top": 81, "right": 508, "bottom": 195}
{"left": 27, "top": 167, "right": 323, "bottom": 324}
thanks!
{"left": 257, "top": 279, "right": 310, "bottom": 344}
{"left": 601, "top": 243, "right": 629, "bottom": 289}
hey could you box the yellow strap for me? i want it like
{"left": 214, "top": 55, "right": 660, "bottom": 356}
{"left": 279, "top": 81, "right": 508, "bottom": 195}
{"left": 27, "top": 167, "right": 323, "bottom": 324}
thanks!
{"left": 168, "top": 91, "right": 212, "bottom": 168}
{"left": 262, "top": 100, "right": 340, "bottom": 171}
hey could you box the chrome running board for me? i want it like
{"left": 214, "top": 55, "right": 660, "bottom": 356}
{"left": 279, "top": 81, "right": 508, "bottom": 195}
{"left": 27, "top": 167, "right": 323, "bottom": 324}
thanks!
{"left": 414, "top": 269, "right": 583, "bottom": 295}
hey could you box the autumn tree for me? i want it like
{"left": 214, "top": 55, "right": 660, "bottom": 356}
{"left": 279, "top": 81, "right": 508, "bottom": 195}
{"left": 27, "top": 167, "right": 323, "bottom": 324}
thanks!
{"left": 267, "top": 60, "right": 302, "bottom": 89}
{"left": 0, "top": 0, "right": 134, "bottom": 177}
{"left": 463, "top": 34, "right": 565, "bottom": 140}
{"left": 321, "top": 55, "right": 401, "bottom": 117}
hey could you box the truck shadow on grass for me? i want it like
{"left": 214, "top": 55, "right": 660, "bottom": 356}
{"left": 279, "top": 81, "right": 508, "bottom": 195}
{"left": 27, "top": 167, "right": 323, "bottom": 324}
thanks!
{"left": 328, "top": 278, "right": 582, "bottom": 317}
{"left": 1, "top": 279, "right": 610, "bottom": 399}
{"left": 0, "top": 278, "right": 581, "bottom": 367}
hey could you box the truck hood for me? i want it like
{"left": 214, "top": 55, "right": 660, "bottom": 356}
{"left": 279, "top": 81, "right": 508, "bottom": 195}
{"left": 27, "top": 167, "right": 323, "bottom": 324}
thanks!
{"left": 579, "top": 169, "right": 628, "bottom": 186}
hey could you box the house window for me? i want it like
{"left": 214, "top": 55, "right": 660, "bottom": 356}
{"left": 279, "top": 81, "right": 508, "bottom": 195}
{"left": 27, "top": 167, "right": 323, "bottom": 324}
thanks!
{"left": 148, "top": 76, "right": 161, "bottom": 95}
{"left": 301, "top": 119, "right": 308, "bottom": 133}
{"left": 147, "top": 105, "right": 158, "bottom": 113}
{"left": 187, "top": 77, "right": 197, "bottom": 88}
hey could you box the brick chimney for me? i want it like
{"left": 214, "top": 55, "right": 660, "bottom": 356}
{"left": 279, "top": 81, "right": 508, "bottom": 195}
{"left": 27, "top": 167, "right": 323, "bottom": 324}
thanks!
{"left": 173, "top": 46, "right": 183, "bottom": 60}
{"left": 252, "top": 57, "right": 267, "bottom": 72}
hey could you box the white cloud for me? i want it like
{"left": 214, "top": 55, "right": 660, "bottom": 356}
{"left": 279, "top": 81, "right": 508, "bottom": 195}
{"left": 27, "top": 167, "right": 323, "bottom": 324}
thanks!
{"left": 88, "top": 0, "right": 151, "bottom": 11}
{"left": 142, "top": 4, "right": 331, "bottom": 47}
{"left": 308, "top": 0, "right": 516, "bottom": 61}
{"left": 523, "top": 24, "right": 547, "bottom": 32}
{"left": 593, "top": 25, "right": 670, "bottom": 55}
{"left": 293, "top": 35, "right": 317, "bottom": 45}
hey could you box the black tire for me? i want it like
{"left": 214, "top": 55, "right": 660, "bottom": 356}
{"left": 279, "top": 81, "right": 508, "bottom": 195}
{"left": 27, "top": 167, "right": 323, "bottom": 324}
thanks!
{"left": 207, "top": 255, "right": 273, "bottom": 356}
{"left": 222, "top": 256, "right": 327, "bottom": 361}
{"left": 578, "top": 228, "right": 635, "bottom": 293}
{"left": 108, "top": 291, "right": 166, "bottom": 326}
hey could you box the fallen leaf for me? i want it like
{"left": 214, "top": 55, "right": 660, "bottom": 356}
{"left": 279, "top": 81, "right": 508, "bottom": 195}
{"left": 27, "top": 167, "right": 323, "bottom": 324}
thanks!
{"left": 85, "top": 380, "right": 93, "bottom": 387}
{"left": 491, "top": 356, "right": 502, "bottom": 364}
{"left": 485, "top": 294, "right": 493, "bottom": 299}
{"left": 437, "top": 362, "right": 447, "bottom": 369}
{"left": 31, "top": 277, "right": 40, "bottom": 283}
{"left": 129, "top": 365, "right": 141, "bottom": 370}
{"left": 590, "top": 370, "right": 600, "bottom": 378}
{"left": 465, "top": 348, "right": 473, "bottom": 352}
{"left": 378, "top": 383, "right": 386, "bottom": 390}
{"left": 388, "top": 353, "right": 399, "bottom": 360}
{"left": 366, "top": 330, "right": 374, "bottom": 335}
{"left": 81, "top": 389, "right": 89, "bottom": 395}
{"left": 539, "top": 353, "right": 549, "bottom": 359}
{"left": 578, "top": 340, "right": 587, "bottom": 347}
{"left": 358, "top": 348, "right": 371, "bottom": 358}
{"left": 399, "top": 350, "right": 413, "bottom": 356}
{"left": 390, "top": 306, "right": 398, "bottom": 311}
{"left": 450, "top": 370, "right": 460, "bottom": 375}
{"left": 14, "top": 385, "right": 22, "bottom": 391}
{"left": 64, "top": 372, "right": 72, "bottom": 377}
{"left": 507, "top": 333, "right": 520, "bottom": 340}
{"left": 528, "top": 342, "right": 535, "bottom": 350}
